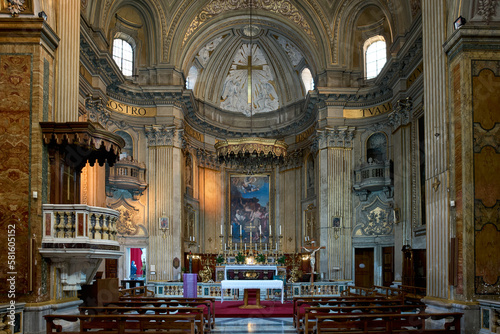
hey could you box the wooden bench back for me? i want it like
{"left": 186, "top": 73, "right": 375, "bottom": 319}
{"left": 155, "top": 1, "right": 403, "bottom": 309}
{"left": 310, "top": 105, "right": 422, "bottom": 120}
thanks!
{"left": 313, "top": 312, "right": 462, "bottom": 334}
{"left": 45, "top": 314, "right": 196, "bottom": 334}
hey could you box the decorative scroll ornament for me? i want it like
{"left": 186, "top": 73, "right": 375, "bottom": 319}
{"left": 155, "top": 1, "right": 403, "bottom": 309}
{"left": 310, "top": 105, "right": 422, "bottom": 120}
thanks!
{"left": 183, "top": 0, "right": 316, "bottom": 47}
{"left": 388, "top": 97, "right": 412, "bottom": 131}
{"left": 116, "top": 206, "right": 140, "bottom": 236}
{"left": 359, "top": 197, "right": 394, "bottom": 236}
{"left": 85, "top": 94, "right": 111, "bottom": 129}
{"left": 7, "top": 0, "right": 26, "bottom": 17}
{"left": 215, "top": 137, "right": 288, "bottom": 173}
{"left": 477, "top": 0, "right": 498, "bottom": 23}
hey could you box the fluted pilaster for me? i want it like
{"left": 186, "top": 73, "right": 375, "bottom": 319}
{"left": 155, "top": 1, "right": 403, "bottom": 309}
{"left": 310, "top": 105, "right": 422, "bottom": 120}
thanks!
{"left": 318, "top": 127, "right": 355, "bottom": 280}
{"left": 55, "top": 0, "right": 80, "bottom": 122}
{"left": 146, "top": 126, "right": 183, "bottom": 281}
{"left": 422, "top": 0, "right": 450, "bottom": 299}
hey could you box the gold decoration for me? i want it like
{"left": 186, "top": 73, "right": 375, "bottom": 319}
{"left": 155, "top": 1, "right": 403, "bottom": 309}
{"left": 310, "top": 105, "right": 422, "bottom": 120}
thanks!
{"left": 183, "top": 0, "right": 315, "bottom": 47}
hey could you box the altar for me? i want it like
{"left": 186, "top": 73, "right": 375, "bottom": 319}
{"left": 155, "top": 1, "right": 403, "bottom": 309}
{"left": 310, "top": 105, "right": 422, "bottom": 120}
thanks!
{"left": 223, "top": 264, "right": 278, "bottom": 280}
{"left": 220, "top": 279, "right": 284, "bottom": 305}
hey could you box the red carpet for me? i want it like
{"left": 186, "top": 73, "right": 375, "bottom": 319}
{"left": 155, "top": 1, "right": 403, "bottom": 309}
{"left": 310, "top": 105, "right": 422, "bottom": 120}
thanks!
{"left": 214, "top": 300, "right": 293, "bottom": 318}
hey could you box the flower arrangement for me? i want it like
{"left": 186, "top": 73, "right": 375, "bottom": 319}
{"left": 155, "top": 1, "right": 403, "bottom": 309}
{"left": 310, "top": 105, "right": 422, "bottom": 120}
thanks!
{"left": 235, "top": 252, "right": 246, "bottom": 263}
{"left": 256, "top": 253, "right": 266, "bottom": 263}
{"left": 277, "top": 255, "right": 286, "bottom": 265}
{"left": 216, "top": 254, "right": 224, "bottom": 264}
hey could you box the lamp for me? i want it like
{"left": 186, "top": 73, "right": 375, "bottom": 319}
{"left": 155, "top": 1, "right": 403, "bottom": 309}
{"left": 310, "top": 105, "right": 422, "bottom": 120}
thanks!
{"left": 454, "top": 16, "right": 466, "bottom": 30}
{"left": 214, "top": 0, "right": 287, "bottom": 172}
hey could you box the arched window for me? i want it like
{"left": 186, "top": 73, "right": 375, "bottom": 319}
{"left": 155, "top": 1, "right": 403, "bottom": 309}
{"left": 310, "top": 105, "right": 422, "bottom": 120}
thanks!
{"left": 364, "top": 37, "right": 386, "bottom": 79}
{"left": 186, "top": 65, "right": 198, "bottom": 90}
{"left": 113, "top": 38, "right": 134, "bottom": 76}
{"left": 366, "top": 132, "right": 387, "bottom": 163}
{"left": 116, "top": 130, "right": 134, "bottom": 158}
{"left": 301, "top": 68, "right": 314, "bottom": 91}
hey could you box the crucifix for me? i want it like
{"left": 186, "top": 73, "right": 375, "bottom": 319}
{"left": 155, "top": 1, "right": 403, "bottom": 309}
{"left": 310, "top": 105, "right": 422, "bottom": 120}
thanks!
{"left": 302, "top": 240, "right": 325, "bottom": 284}
{"left": 236, "top": 47, "right": 263, "bottom": 104}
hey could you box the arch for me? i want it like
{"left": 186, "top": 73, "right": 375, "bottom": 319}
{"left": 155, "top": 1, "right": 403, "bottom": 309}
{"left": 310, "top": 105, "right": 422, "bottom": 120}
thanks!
{"left": 115, "top": 130, "right": 134, "bottom": 158}
{"left": 366, "top": 132, "right": 388, "bottom": 163}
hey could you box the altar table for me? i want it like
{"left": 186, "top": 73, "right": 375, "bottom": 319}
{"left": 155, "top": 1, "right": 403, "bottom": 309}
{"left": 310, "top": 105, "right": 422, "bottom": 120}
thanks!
{"left": 224, "top": 264, "right": 278, "bottom": 280}
{"left": 220, "top": 279, "right": 284, "bottom": 304}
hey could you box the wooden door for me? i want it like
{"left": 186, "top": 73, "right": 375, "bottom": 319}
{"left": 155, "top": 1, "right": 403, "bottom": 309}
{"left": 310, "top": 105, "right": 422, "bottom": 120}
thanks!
{"left": 382, "top": 247, "right": 394, "bottom": 287}
{"left": 355, "top": 248, "right": 374, "bottom": 287}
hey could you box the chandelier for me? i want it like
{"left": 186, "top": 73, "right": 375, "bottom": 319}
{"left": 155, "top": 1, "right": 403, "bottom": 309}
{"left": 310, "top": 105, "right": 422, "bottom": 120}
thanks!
{"left": 214, "top": 1, "right": 287, "bottom": 171}
{"left": 215, "top": 137, "right": 288, "bottom": 171}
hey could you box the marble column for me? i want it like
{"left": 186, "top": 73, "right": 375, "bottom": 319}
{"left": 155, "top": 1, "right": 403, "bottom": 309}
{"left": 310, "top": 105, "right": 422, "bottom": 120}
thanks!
{"left": 145, "top": 126, "right": 183, "bottom": 281}
{"left": 422, "top": 0, "right": 451, "bottom": 300}
{"left": 317, "top": 127, "right": 355, "bottom": 280}
{"left": 55, "top": 0, "right": 80, "bottom": 122}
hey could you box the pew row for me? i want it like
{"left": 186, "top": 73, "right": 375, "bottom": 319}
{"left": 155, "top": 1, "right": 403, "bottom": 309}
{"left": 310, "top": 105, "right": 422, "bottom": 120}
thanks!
{"left": 79, "top": 306, "right": 205, "bottom": 334}
{"left": 312, "top": 312, "right": 462, "bottom": 334}
{"left": 44, "top": 314, "right": 197, "bottom": 334}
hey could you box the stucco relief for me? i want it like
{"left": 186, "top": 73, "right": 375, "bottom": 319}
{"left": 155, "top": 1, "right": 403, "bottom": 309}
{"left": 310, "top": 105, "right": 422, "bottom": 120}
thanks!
{"left": 276, "top": 35, "right": 303, "bottom": 66}
{"left": 354, "top": 196, "right": 394, "bottom": 236}
{"left": 196, "top": 36, "right": 224, "bottom": 67}
{"left": 219, "top": 44, "right": 279, "bottom": 115}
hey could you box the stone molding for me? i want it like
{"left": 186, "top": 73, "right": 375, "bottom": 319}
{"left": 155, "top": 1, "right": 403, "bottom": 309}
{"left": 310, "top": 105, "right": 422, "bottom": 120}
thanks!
{"left": 315, "top": 126, "right": 356, "bottom": 149}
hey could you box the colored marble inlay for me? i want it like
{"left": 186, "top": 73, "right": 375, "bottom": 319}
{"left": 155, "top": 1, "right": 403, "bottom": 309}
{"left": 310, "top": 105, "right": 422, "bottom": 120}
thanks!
{"left": 78, "top": 213, "right": 84, "bottom": 236}
{"left": 0, "top": 54, "right": 32, "bottom": 294}
{"left": 45, "top": 213, "right": 51, "bottom": 236}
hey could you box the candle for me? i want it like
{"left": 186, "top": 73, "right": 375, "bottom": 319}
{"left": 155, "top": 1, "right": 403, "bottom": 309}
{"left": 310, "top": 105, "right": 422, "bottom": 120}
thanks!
{"left": 259, "top": 225, "right": 262, "bottom": 234}
{"left": 265, "top": 244, "right": 268, "bottom": 251}
{"left": 235, "top": 243, "right": 237, "bottom": 251}
{"left": 276, "top": 242, "right": 278, "bottom": 250}
{"left": 270, "top": 226, "right": 272, "bottom": 236}
{"left": 245, "top": 244, "right": 247, "bottom": 251}
{"left": 225, "top": 243, "right": 226, "bottom": 251}
{"left": 240, "top": 225, "right": 242, "bottom": 235}
{"left": 250, "top": 232, "right": 252, "bottom": 242}
{"left": 221, "top": 225, "right": 223, "bottom": 234}
{"left": 279, "top": 225, "right": 282, "bottom": 235}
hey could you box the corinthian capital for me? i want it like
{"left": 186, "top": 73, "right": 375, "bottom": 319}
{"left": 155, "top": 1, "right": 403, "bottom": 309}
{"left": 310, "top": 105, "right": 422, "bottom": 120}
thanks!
{"left": 317, "top": 126, "right": 356, "bottom": 148}
{"left": 145, "top": 126, "right": 183, "bottom": 147}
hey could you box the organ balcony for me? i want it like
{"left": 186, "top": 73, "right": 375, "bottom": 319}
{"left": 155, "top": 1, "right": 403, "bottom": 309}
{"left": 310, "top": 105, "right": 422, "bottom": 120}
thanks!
{"left": 107, "top": 156, "right": 148, "bottom": 200}
{"left": 353, "top": 159, "right": 393, "bottom": 201}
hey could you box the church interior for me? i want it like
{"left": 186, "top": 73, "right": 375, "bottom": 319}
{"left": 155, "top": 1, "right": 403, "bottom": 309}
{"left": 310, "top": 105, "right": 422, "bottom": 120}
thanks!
{"left": 0, "top": 0, "right": 499, "bottom": 333}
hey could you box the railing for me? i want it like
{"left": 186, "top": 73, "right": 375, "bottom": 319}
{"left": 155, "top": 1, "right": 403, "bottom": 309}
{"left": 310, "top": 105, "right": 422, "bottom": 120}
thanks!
{"left": 107, "top": 156, "right": 147, "bottom": 200}
{"left": 353, "top": 160, "right": 392, "bottom": 192}
{"left": 42, "top": 204, "right": 119, "bottom": 242}
{"left": 479, "top": 299, "right": 500, "bottom": 334}
{"left": 149, "top": 281, "right": 352, "bottom": 299}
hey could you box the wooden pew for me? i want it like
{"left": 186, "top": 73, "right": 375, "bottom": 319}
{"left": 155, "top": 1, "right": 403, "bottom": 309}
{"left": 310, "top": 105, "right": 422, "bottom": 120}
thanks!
{"left": 313, "top": 312, "right": 462, "bottom": 334}
{"left": 294, "top": 296, "right": 403, "bottom": 331}
{"left": 45, "top": 314, "right": 197, "bottom": 334}
{"left": 105, "top": 299, "right": 214, "bottom": 331}
{"left": 302, "top": 304, "right": 425, "bottom": 334}
{"left": 400, "top": 285, "right": 426, "bottom": 304}
{"left": 118, "top": 285, "right": 154, "bottom": 298}
{"left": 340, "top": 286, "right": 377, "bottom": 297}
{"left": 292, "top": 296, "right": 391, "bottom": 328}
{"left": 79, "top": 306, "right": 205, "bottom": 334}
{"left": 373, "top": 285, "right": 405, "bottom": 299}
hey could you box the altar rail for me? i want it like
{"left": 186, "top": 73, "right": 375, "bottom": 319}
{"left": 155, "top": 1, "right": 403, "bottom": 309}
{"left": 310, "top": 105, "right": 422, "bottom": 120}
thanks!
{"left": 479, "top": 299, "right": 500, "bottom": 334}
{"left": 149, "top": 281, "right": 352, "bottom": 299}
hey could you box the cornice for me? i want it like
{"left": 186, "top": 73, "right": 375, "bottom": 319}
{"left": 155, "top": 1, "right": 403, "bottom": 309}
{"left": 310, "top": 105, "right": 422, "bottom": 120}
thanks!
{"left": 0, "top": 18, "right": 59, "bottom": 52}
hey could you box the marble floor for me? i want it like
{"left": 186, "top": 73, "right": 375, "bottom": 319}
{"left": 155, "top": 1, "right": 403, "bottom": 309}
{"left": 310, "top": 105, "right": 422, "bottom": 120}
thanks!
{"left": 212, "top": 317, "right": 296, "bottom": 333}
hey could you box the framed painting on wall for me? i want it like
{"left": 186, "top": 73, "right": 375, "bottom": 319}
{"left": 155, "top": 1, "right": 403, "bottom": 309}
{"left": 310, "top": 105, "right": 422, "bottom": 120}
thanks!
{"left": 228, "top": 174, "right": 271, "bottom": 244}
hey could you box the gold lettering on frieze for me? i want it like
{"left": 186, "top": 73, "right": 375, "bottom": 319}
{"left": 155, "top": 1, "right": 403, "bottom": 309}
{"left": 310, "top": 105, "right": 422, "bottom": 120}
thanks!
{"left": 406, "top": 62, "right": 423, "bottom": 89}
{"left": 296, "top": 125, "right": 316, "bottom": 143}
{"left": 362, "top": 101, "right": 393, "bottom": 117}
{"left": 106, "top": 98, "right": 157, "bottom": 117}
{"left": 184, "top": 124, "right": 204, "bottom": 142}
